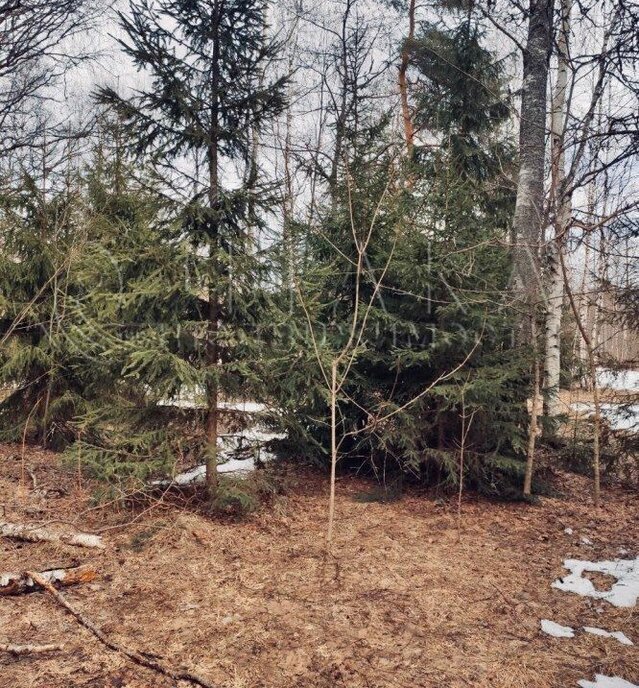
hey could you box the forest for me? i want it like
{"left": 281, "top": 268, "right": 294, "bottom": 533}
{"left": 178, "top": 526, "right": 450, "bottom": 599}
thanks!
{"left": 0, "top": 0, "right": 638, "bottom": 686}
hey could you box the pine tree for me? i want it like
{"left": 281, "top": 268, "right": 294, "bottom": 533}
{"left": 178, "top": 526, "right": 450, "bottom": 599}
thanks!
{"left": 98, "top": 0, "right": 287, "bottom": 494}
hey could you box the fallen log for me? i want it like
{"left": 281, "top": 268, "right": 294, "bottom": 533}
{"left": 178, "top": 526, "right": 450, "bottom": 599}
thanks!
{"left": 0, "top": 565, "right": 97, "bottom": 596}
{"left": 0, "top": 522, "right": 105, "bottom": 549}
{"left": 27, "top": 570, "right": 217, "bottom": 688}
{"left": 0, "top": 642, "right": 64, "bottom": 655}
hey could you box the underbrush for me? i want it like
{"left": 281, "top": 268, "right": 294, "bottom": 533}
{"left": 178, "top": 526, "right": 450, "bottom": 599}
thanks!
{"left": 209, "top": 469, "right": 289, "bottom": 517}
{"left": 554, "top": 420, "right": 638, "bottom": 487}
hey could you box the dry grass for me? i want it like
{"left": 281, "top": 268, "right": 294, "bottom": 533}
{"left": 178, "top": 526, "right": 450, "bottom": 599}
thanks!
{"left": 0, "top": 443, "right": 637, "bottom": 688}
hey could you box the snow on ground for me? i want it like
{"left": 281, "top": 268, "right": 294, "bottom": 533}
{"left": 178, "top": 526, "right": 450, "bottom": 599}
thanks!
{"left": 571, "top": 402, "right": 639, "bottom": 432}
{"left": 156, "top": 387, "right": 270, "bottom": 414}
{"left": 152, "top": 424, "right": 285, "bottom": 486}
{"left": 548, "top": 555, "right": 638, "bottom": 686}
{"left": 596, "top": 368, "right": 639, "bottom": 392}
{"left": 541, "top": 619, "right": 575, "bottom": 638}
{"left": 218, "top": 400, "right": 267, "bottom": 414}
{"left": 583, "top": 627, "right": 633, "bottom": 646}
{"left": 553, "top": 558, "right": 639, "bottom": 608}
{"left": 541, "top": 621, "right": 633, "bottom": 645}
{"left": 156, "top": 388, "right": 206, "bottom": 409}
{"left": 578, "top": 676, "right": 638, "bottom": 688}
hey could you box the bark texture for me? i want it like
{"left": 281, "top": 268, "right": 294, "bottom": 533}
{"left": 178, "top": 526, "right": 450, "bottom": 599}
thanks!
{"left": 0, "top": 521, "right": 105, "bottom": 549}
{"left": 513, "top": 0, "right": 554, "bottom": 493}
{"left": 0, "top": 642, "right": 64, "bottom": 655}
{"left": 0, "top": 565, "right": 97, "bottom": 596}
{"left": 398, "top": 0, "right": 416, "bottom": 156}
{"left": 205, "top": 1, "right": 222, "bottom": 496}
{"left": 544, "top": 0, "right": 572, "bottom": 418}
{"left": 512, "top": 0, "right": 554, "bottom": 329}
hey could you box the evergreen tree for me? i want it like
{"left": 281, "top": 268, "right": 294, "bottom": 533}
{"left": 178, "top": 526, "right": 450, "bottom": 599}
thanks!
{"left": 0, "top": 140, "right": 86, "bottom": 449}
{"left": 61, "top": 116, "right": 203, "bottom": 483}
{"left": 98, "top": 0, "right": 287, "bottom": 494}
{"left": 275, "top": 13, "right": 532, "bottom": 498}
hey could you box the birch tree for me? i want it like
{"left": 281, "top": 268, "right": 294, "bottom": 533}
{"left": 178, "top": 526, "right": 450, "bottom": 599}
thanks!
{"left": 513, "top": 0, "right": 554, "bottom": 497}
{"left": 543, "top": 0, "right": 571, "bottom": 419}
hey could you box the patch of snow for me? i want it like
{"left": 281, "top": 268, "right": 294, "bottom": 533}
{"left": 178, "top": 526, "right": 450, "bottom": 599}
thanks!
{"left": 578, "top": 675, "right": 638, "bottom": 688}
{"left": 541, "top": 619, "right": 575, "bottom": 638}
{"left": 541, "top": 621, "right": 634, "bottom": 646}
{"left": 596, "top": 368, "right": 639, "bottom": 392}
{"left": 583, "top": 627, "right": 633, "bottom": 646}
{"left": 217, "top": 457, "right": 258, "bottom": 474}
{"left": 581, "top": 536, "right": 593, "bottom": 546}
{"left": 553, "top": 558, "right": 639, "bottom": 608}
{"left": 151, "top": 421, "right": 285, "bottom": 487}
{"left": 218, "top": 400, "right": 267, "bottom": 414}
{"left": 157, "top": 388, "right": 271, "bottom": 414}
{"left": 570, "top": 402, "right": 639, "bottom": 433}
{"left": 156, "top": 387, "right": 206, "bottom": 409}
{"left": 153, "top": 456, "right": 258, "bottom": 487}
{"left": 565, "top": 527, "right": 574, "bottom": 535}
{"left": 171, "top": 465, "right": 206, "bottom": 486}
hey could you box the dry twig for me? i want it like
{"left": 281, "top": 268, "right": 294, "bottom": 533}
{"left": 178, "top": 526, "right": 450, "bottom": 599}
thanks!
{"left": 27, "top": 570, "right": 217, "bottom": 688}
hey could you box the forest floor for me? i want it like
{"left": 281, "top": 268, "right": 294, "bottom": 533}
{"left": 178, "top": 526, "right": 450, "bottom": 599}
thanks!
{"left": 0, "top": 442, "right": 637, "bottom": 688}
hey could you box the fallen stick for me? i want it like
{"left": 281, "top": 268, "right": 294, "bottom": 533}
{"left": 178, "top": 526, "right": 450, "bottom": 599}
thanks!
{"left": 1, "top": 522, "right": 105, "bottom": 549}
{"left": 0, "top": 565, "right": 97, "bottom": 596}
{"left": 0, "top": 642, "right": 64, "bottom": 655}
{"left": 27, "top": 571, "right": 216, "bottom": 688}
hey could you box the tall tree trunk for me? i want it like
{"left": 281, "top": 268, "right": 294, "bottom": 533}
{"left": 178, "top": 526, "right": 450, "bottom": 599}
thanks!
{"left": 513, "top": 0, "right": 554, "bottom": 494}
{"left": 205, "top": 3, "right": 221, "bottom": 496}
{"left": 512, "top": 0, "right": 554, "bottom": 329}
{"left": 282, "top": 22, "right": 299, "bottom": 307}
{"left": 544, "top": 0, "right": 572, "bottom": 419}
{"left": 398, "top": 0, "right": 416, "bottom": 157}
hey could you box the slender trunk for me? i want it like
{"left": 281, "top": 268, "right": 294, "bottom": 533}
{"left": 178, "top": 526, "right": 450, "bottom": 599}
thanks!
{"left": 574, "top": 184, "right": 592, "bottom": 373}
{"left": 524, "top": 326, "right": 541, "bottom": 496}
{"left": 543, "top": 243, "right": 563, "bottom": 416}
{"left": 512, "top": 0, "right": 553, "bottom": 495}
{"left": 328, "top": 0, "right": 353, "bottom": 205}
{"left": 559, "top": 250, "right": 601, "bottom": 508}
{"left": 205, "top": 3, "right": 221, "bottom": 496}
{"left": 327, "top": 361, "right": 338, "bottom": 545}
{"left": 544, "top": 0, "right": 571, "bottom": 418}
{"left": 282, "top": 44, "right": 296, "bottom": 306}
{"left": 398, "top": 0, "right": 416, "bottom": 157}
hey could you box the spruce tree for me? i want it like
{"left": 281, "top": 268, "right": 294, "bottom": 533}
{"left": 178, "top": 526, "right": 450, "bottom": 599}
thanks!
{"left": 275, "top": 13, "right": 531, "bottom": 498}
{"left": 61, "top": 114, "right": 202, "bottom": 483}
{"left": 98, "top": 0, "right": 287, "bottom": 494}
{"left": 0, "top": 139, "right": 86, "bottom": 449}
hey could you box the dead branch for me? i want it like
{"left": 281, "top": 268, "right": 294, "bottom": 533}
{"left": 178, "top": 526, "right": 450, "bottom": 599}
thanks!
{"left": 0, "top": 521, "right": 105, "bottom": 549}
{"left": 27, "top": 570, "right": 217, "bottom": 688}
{"left": 0, "top": 642, "right": 64, "bottom": 655}
{"left": 0, "top": 565, "right": 97, "bottom": 596}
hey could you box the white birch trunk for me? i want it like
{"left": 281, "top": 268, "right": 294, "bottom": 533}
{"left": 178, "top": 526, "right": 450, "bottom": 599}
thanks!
{"left": 544, "top": 0, "right": 571, "bottom": 418}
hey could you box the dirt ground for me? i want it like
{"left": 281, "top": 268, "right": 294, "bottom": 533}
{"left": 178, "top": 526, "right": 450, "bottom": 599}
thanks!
{"left": 0, "top": 443, "right": 637, "bottom": 688}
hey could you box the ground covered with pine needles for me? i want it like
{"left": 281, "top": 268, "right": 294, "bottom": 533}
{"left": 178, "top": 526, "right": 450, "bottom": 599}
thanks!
{"left": 0, "top": 443, "right": 637, "bottom": 688}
